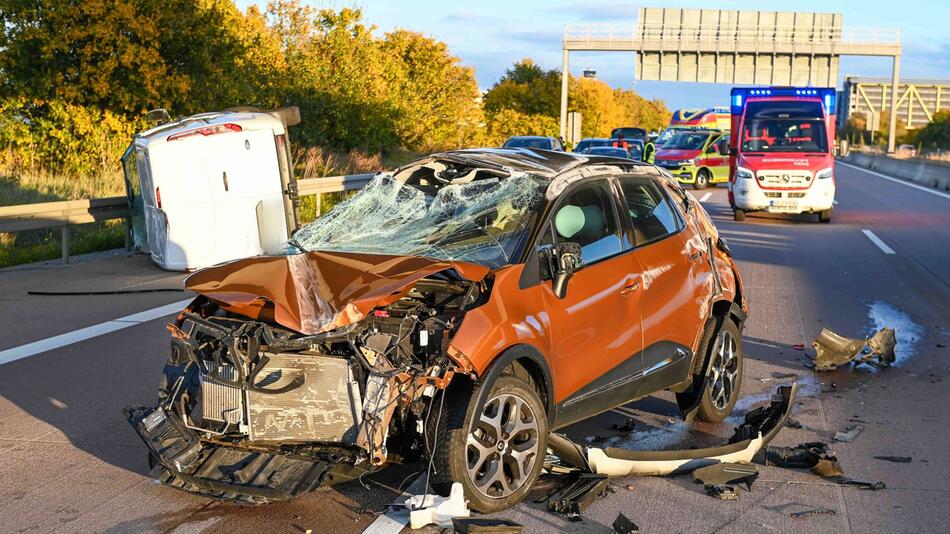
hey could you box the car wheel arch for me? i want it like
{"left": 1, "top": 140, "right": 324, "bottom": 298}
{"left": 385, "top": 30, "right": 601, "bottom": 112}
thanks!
{"left": 471, "top": 344, "right": 556, "bottom": 425}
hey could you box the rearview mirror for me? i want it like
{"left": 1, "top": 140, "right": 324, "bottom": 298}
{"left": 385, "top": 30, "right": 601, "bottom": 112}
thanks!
{"left": 540, "top": 242, "right": 581, "bottom": 299}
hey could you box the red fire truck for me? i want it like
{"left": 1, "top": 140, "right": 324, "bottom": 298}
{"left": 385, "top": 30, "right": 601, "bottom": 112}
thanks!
{"left": 727, "top": 87, "right": 837, "bottom": 223}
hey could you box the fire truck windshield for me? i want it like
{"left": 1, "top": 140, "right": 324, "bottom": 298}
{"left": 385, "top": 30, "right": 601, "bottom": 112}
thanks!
{"left": 740, "top": 101, "right": 828, "bottom": 153}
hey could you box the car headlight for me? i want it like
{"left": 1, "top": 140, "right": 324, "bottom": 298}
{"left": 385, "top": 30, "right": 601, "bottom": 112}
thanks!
{"left": 816, "top": 168, "right": 833, "bottom": 180}
{"left": 736, "top": 166, "right": 754, "bottom": 180}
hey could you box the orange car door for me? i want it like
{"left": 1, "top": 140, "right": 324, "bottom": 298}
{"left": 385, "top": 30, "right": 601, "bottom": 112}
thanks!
{"left": 538, "top": 178, "right": 645, "bottom": 428}
{"left": 618, "top": 176, "right": 707, "bottom": 394}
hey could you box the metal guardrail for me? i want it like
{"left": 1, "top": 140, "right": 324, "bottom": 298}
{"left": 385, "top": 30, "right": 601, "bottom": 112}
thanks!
{"left": 0, "top": 173, "right": 377, "bottom": 264}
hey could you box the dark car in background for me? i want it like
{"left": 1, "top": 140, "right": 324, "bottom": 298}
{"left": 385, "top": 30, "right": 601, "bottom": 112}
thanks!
{"left": 610, "top": 127, "right": 648, "bottom": 143}
{"left": 503, "top": 136, "right": 565, "bottom": 151}
{"left": 572, "top": 138, "right": 611, "bottom": 152}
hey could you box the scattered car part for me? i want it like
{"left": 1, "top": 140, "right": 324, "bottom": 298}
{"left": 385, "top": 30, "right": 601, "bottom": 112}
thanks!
{"left": 693, "top": 462, "right": 758, "bottom": 490}
{"left": 811, "top": 329, "right": 866, "bottom": 371}
{"left": 834, "top": 424, "right": 864, "bottom": 443}
{"left": 548, "top": 385, "right": 796, "bottom": 477}
{"left": 612, "top": 513, "right": 640, "bottom": 534}
{"left": 705, "top": 484, "right": 740, "bottom": 500}
{"left": 452, "top": 518, "right": 524, "bottom": 534}
{"left": 811, "top": 327, "right": 897, "bottom": 371}
{"left": 761, "top": 441, "right": 843, "bottom": 479}
{"left": 790, "top": 508, "right": 836, "bottom": 519}
{"left": 611, "top": 418, "right": 636, "bottom": 432}
{"left": 406, "top": 482, "right": 471, "bottom": 529}
{"left": 543, "top": 473, "right": 610, "bottom": 521}
{"left": 837, "top": 478, "right": 886, "bottom": 490}
{"left": 873, "top": 455, "right": 912, "bottom": 463}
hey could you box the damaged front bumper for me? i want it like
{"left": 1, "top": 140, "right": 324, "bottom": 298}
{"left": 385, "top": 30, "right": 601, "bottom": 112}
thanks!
{"left": 125, "top": 405, "right": 347, "bottom": 503}
{"left": 126, "top": 267, "right": 483, "bottom": 502}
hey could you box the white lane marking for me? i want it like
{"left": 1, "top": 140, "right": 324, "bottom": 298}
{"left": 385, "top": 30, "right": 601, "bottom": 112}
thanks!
{"left": 837, "top": 161, "right": 950, "bottom": 201}
{"left": 861, "top": 229, "right": 896, "bottom": 255}
{"left": 363, "top": 475, "right": 428, "bottom": 534}
{"left": 699, "top": 192, "right": 712, "bottom": 202}
{"left": 0, "top": 299, "right": 192, "bottom": 366}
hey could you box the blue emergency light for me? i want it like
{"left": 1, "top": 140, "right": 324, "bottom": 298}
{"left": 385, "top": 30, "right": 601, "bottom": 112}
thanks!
{"left": 730, "top": 87, "right": 836, "bottom": 115}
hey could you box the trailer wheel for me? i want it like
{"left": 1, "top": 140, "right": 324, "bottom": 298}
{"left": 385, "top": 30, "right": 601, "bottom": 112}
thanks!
{"left": 426, "top": 375, "right": 547, "bottom": 513}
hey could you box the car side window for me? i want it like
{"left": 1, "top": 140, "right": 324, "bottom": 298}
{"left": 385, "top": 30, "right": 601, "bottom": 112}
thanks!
{"left": 619, "top": 178, "right": 683, "bottom": 246}
{"left": 547, "top": 181, "right": 624, "bottom": 265}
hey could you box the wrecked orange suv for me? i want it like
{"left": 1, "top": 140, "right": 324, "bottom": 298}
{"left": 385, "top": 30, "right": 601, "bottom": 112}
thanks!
{"left": 126, "top": 148, "right": 747, "bottom": 512}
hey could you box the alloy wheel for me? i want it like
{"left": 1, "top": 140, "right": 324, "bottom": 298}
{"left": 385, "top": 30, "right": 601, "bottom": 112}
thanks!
{"left": 709, "top": 330, "right": 739, "bottom": 410}
{"left": 466, "top": 393, "right": 540, "bottom": 499}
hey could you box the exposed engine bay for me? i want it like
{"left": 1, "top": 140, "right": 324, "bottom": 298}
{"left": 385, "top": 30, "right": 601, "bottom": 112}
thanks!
{"left": 126, "top": 271, "right": 486, "bottom": 503}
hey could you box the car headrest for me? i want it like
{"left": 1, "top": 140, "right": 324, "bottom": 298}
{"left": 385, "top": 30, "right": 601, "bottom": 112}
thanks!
{"left": 555, "top": 204, "right": 605, "bottom": 240}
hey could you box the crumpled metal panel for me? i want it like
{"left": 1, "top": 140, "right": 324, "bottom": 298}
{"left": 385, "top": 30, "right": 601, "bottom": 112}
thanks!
{"left": 184, "top": 250, "right": 488, "bottom": 335}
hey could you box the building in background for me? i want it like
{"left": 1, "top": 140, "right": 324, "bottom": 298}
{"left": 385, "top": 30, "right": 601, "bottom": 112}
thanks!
{"left": 839, "top": 76, "right": 950, "bottom": 132}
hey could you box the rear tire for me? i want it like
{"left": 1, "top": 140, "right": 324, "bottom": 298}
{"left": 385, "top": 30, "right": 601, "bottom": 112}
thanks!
{"left": 733, "top": 209, "right": 746, "bottom": 221}
{"left": 426, "top": 375, "right": 547, "bottom": 513}
{"left": 818, "top": 209, "right": 832, "bottom": 223}
{"left": 694, "top": 169, "right": 710, "bottom": 190}
{"left": 696, "top": 320, "right": 744, "bottom": 423}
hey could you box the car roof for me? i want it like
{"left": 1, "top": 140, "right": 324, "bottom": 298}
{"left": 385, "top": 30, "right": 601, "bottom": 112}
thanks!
{"left": 506, "top": 136, "right": 551, "bottom": 140}
{"left": 403, "top": 148, "right": 649, "bottom": 179}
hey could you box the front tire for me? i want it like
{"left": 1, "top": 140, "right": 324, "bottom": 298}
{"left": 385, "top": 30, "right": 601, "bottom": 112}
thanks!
{"left": 733, "top": 209, "right": 746, "bottom": 221}
{"left": 427, "top": 375, "right": 547, "bottom": 513}
{"left": 818, "top": 208, "right": 832, "bottom": 223}
{"left": 696, "top": 320, "right": 744, "bottom": 423}
{"left": 694, "top": 169, "right": 710, "bottom": 190}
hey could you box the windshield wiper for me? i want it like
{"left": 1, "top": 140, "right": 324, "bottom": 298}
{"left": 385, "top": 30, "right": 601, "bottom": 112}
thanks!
{"left": 286, "top": 236, "right": 307, "bottom": 254}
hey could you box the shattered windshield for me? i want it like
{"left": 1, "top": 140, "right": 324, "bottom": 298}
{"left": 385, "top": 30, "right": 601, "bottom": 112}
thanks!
{"left": 290, "top": 174, "right": 545, "bottom": 269}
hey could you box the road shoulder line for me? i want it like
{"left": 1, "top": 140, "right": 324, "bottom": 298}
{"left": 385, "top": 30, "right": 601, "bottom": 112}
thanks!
{"left": 0, "top": 298, "right": 193, "bottom": 366}
{"left": 861, "top": 229, "right": 896, "bottom": 255}
{"left": 837, "top": 160, "right": 950, "bottom": 201}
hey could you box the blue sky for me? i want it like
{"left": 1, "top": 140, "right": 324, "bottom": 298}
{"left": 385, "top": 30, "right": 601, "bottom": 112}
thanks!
{"left": 238, "top": 0, "right": 949, "bottom": 110}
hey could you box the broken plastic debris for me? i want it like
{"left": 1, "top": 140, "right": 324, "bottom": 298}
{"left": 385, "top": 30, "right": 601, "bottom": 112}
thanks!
{"left": 406, "top": 482, "right": 471, "bottom": 529}
{"left": 547, "top": 385, "right": 797, "bottom": 477}
{"left": 452, "top": 518, "right": 524, "bottom": 533}
{"left": 612, "top": 513, "right": 640, "bottom": 534}
{"left": 611, "top": 418, "right": 636, "bottom": 432}
{"left": 761, "top": 441, "right": 844, "bottom": 479}
{"left": 694, "top": 462, "right": 758, "bottom": 486}
{"left": 790, "top": 508, "right": 836, "bottom": 519}
{"left": 873, "top": 455, "right": 912, "bottom": 463}
{"left": 543, "top": 473, "right": 610, "bottom": 521}
{"left": 811, "top": 327, "right": 897, "bottom": 371}
{"left": 834, "top": 424, "right": 864, "bottom": 443}
{"left": 694, "top": 462, "right": 758, "bottom": 500}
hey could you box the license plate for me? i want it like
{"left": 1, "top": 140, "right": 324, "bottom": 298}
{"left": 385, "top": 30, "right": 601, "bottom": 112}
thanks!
{"left": 769, "top": 200, "right": 799, "bottom": 212}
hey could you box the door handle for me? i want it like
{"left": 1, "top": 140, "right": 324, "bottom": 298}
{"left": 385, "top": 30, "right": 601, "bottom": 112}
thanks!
{"left": 620, "top": 278, "right": 641, "bottom": 295}
{"left": 688, "top": 249, "right": 703, "bottom": 262}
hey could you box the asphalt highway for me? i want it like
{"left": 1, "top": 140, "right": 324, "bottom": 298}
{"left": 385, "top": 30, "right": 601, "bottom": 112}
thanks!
{"left": 1, "top": 161, "right": 948, "bottom": 533}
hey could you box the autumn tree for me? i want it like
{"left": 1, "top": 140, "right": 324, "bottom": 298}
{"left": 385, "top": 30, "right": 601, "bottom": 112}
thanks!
{"left": 0, "top": 0, "right": 285, "bottom": 115}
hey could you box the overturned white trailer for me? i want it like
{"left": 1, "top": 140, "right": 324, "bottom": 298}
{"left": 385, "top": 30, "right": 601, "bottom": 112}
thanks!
{"left": 121, "top": 108, "right": 300, "bottom": 271}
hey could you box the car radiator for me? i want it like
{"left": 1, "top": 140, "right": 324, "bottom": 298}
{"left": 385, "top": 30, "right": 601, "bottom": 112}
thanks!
{"left": 199, "top": 352, "right": 363, "bottom": 443}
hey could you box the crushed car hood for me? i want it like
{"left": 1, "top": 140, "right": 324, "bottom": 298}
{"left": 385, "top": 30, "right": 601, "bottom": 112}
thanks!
{"left": 185, "top": 251, "right": 489, "bottom": 335}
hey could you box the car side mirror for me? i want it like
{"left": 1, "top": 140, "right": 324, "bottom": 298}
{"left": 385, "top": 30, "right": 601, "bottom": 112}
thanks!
{"left": 540, "top": 242, "right": 581, "bottom": 299}
{"left": 727, "top": 146, "right": 738, "bottom": 156}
